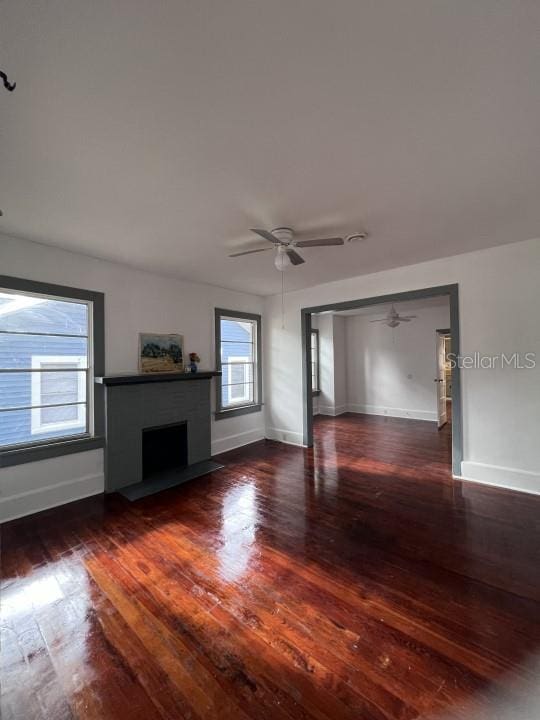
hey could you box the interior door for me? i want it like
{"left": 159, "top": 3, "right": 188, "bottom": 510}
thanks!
{"left": 436, "top": 333, "right": 447, "bottom": 428}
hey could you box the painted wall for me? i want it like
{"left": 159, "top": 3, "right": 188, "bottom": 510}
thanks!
{"left": 316, "top": 315, "right": 347, "bottom": 416}
{"left": 317, "top": 315, "right": 334, "bottom": 414}
{"left": 264, "top": 238, "right": 540, "bottom": 495}
{"left": 333, "top": 316, "right": 347, "bottom": 413}
{"left": 345, "top": 304, "right": 450, "bottom": 421}
{"left": 0, "top": 232, "right": 265, "bottom": 521}
{"left": 311, "top": 315, "right": 319, "bottom": 416}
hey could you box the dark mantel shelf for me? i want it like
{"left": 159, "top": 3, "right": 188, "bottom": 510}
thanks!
{"left": 95, "top": 371, "right": 221, "bottom": 386}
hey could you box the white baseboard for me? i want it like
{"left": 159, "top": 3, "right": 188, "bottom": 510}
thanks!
{"left": 317, "top": 404, "right": 348, "bottom": 417}
{"left": 211, "top": 428, "right": 265, "bottom": 455}
{"left": 265, "top": 427, "right": 305, "bottom": 447}
{"left": 347, "top": 403, "right": 437, "bottom": 422}
{"left": 459, "top": 461, "right": 540, "bottom": 496}
{"left": 0, "top": 472, "right": 104, "bottom": 524}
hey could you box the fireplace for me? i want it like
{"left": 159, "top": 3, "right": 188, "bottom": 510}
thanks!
{"left": 142, "top": 421, "right": 188, "bottom": 481}
{"left": 95, "top": 370, "right": 223, "bottom": 500}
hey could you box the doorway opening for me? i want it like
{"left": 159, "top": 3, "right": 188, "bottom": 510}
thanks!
{"left": 436, "top": 329, "right": 452, "bottom": 429}
{"left": 301, "top": 284, "right": 462, "bottom": 476}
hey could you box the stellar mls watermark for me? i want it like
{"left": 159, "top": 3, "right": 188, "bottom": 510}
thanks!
{"left": 447, "top": 352, "right": 536, "bottom": 369}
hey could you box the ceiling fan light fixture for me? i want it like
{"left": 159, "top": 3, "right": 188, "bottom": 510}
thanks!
{"left": 346, "top": 231, "right": 369, "bottom": 242}
{"left": 274, "top": 246, "right": 291, "bottom": 271}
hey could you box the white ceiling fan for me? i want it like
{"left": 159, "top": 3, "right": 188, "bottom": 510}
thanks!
{"left": 229, "top": 227, "right": 367, "bottom": 270}
{"left": 370, "top": 304, "right": 417, "bottom": 328}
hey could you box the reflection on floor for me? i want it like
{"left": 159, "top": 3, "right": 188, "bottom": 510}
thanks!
{"left": 1, "top": 414, "right": 539, "bottom": 720}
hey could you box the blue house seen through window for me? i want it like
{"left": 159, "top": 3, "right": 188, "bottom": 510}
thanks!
{"left": 0, "top": 292, "right": 90, "bottom": 449}
{"left": 219, "top": 317, "right": 256, "bottom": 408}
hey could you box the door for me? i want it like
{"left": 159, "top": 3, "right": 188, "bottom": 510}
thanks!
{"left": 436, "top": 333, "right": 447, "bottom": 428}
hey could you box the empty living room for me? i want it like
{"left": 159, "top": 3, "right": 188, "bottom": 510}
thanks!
{"left": 1, "top": 2, "right": 539, "bottom": 719}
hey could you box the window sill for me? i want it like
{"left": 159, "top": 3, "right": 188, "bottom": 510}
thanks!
{"left": 214, "top": 403, "right": 262, "bottom": 421}
{"left": 0, "top": 435, "right": 105, "bottom": 469}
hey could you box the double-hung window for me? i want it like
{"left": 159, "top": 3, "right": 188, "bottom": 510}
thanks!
{"left": 0, "top": 276, "right": 104, "bottom": 465}
{"left": 311, "top": 329, "right": 320, "bottom": 395}
{"left": 215, "top": 309, "right": 262, "bottom": 418}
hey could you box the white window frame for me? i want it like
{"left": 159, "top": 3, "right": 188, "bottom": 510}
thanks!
{"left": 226, "top": 355, "right": 252, "bottom": 406}
{"left": 30, "top": 355, "right": 87, "bottom": 435}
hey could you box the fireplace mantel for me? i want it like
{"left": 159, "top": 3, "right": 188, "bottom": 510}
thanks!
{"left": 95, "top": 370, "right": 221, "bottom": 386}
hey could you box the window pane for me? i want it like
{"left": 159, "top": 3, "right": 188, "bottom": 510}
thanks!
{"left": 40, "top": 370, "right": 86, "bottom": 406}
{"left": 0, "top": 405, "right": 87, "bottom": 448}
{"left": 0, "top": 335, "right": 88, "bottom": 369}
{"left": 40, "top": 404, "right": 80, "bottom": 424}
{"left": 217, "top": 313, "right": 259, "bottom": 412}
{"left": 0, "top": 371, "right": 86, "bottom": 409}
{"left": 0, "top": 288, "right": 93, "bottom": 451}
{"left": 220, "top": 341, "right": 253, "bottom": 363}
{"left": 0, "top": 292, "right": 88, "bottom": 336}
{"left": 221, "top": 382, "right": 254, "bottom": 407}
{"left": 223, "top": 362, "right": 254, "bottom": 385}
{"left": 221, "top": 319, "right": 254, "bottom": 344}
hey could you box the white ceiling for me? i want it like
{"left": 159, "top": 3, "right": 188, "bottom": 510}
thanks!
{"left": 1, "top": 1, "right": 540, "bottom": 296}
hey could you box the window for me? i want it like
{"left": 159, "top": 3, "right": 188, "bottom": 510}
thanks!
{"left": 215, "top": 308, "right": 262, "bottom": 418}
{"left": 311, "top": 329, "right": 320, "bottom": 395}
{"left": 0, "top": 276, "right": 104, "bottom": 464}
{"left": 31, "top": 356, "right": 87, "bottom": 435}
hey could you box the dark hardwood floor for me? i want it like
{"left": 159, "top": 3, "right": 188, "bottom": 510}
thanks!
{"left": 1, "top": 413, "right": 539, "bottom": 720}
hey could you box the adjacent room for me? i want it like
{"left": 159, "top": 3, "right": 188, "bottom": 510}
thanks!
{"left": 1, "top": 3, "right": 539, "bottom": 720}
{"left": 311, "top": 294, "right": 454, "bottom": 476}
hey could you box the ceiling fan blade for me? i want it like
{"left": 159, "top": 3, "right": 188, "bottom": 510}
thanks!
{"left": 286, "top": 248, "right": 305, "bottom": 265}
{"left": 250, "top": 228, "right": 285, "bottom": 245}
{"left": 295, "top": 237, "right": 344, "bottom": 248}
{"left": 369, "top": 319, "right": 386, "bottom": 323}
{"left": 396, "top": 315, "right": 417, "bottom": 321}
{"left": 228, "top": 247, "right": 272, "bottom": 258}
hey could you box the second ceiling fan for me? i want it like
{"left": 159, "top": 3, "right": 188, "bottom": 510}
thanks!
{"left": 370, "top": 304, "right": 417, "bottom": 328}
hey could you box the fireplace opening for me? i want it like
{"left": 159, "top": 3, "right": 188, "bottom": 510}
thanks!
{"left": 142, "top": 421, "right": 188, "bottom": 481}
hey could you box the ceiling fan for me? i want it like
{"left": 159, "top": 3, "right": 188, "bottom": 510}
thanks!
{"left": 370, "top": 304, "right": 417, "bottom": 328}
{"left": 229, "top": 227, "right": 367, "bottom": 270}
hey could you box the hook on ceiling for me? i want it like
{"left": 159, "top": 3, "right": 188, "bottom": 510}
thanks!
{"left": 1, "top": 71, "right": 16, "bottom": 92}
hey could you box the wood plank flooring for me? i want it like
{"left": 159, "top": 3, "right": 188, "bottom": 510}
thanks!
{"left": 1, "top": 413, "right": 539, "bottom": 719}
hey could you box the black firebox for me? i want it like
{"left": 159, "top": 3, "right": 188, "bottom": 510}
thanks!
{"left": 142, "top": 421, "right": 188, "bottom": 481}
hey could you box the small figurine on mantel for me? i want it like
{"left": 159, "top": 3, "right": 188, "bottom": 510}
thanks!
{"left": 188, "top": 352, "right": 201, "bottom": 373}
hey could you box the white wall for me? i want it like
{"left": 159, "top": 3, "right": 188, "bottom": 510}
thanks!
{"left": 264, "top": 238, "right": 540, "bottom": 495}
{"left": 316, "top": 315, "right": 347, "bottom": 416}
{"left": 317, "top": 315, "right": 334, "bottom": 414}
{"left": 0, "top": 233, "right": 265, "bottom": 521}
{"left": 333, "top": 316, "right": 347, "bottom": 412}
{"left": 345, "top": 304, "right": 450, "bottom": 421}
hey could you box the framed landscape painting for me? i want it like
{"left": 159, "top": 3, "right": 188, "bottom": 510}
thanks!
{"left": 139, "top": 333, "right": 184, "bottom": 373}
